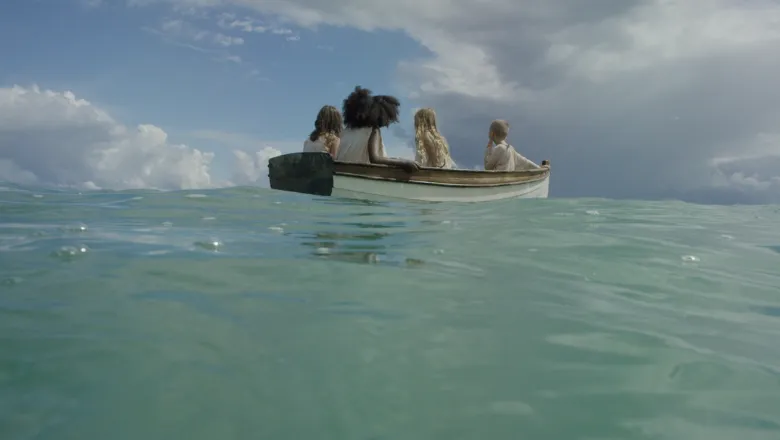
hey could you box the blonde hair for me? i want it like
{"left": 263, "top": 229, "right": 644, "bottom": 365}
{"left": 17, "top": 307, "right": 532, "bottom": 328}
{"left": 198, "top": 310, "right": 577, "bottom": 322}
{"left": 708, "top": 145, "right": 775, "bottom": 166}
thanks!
{"left": 414, "top": 108, "right": 451, "bottom": 168}
{"left": 490, "top": 119, "right": 509, "bottom": 142}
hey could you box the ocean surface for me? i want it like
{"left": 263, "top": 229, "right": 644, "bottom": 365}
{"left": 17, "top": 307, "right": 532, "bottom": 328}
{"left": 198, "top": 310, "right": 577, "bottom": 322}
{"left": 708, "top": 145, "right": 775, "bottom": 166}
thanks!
{"left": 1, "top": 182, "right": 779, "bottom": 440}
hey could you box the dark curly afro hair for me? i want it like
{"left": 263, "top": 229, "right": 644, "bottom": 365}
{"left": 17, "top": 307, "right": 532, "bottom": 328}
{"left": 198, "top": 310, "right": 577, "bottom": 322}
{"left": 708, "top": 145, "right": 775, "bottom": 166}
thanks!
{"left": 342, "top": 86, "right": 400, "bottom": 129}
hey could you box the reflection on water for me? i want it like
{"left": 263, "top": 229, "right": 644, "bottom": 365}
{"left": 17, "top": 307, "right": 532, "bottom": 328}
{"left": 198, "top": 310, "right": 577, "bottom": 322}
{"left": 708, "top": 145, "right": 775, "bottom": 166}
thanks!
{"left": 299, "top": 227, "right": 427, "bottom": 267}
{"left": 321, "top": 196, "right": 387, "bottom": 208}
{"left": 309, "top": 247, "right": 427, "bottom": 268}
{"left": 284, "top": 198, "right": 469, "bottom": 271}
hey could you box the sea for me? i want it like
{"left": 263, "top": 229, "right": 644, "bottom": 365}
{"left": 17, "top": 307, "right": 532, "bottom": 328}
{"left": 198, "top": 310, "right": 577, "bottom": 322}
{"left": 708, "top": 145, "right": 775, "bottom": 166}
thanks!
{"left": 1, "top": 182, "right": 779, "bottom": 440}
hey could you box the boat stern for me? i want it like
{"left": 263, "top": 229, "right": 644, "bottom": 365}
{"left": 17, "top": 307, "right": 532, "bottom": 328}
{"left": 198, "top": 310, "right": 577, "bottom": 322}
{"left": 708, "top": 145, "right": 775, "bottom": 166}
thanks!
{"left": 267, "top": 152, "right": 335, "bottom": 196}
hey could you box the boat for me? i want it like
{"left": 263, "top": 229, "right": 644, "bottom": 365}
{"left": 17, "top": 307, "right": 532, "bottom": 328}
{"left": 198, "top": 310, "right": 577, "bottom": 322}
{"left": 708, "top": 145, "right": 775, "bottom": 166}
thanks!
{"left": 267, "top": 152, "right": 550, "bottom": 203}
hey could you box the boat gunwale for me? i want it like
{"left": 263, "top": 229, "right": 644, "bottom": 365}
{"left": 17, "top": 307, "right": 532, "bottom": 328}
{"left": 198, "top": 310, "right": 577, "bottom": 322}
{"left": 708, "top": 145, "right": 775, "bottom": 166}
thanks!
{"left": 334, "top": 171, "right": 549, "bottom": 188}
{"left": 333, "top": 161, "right": 550, "bottom": 188}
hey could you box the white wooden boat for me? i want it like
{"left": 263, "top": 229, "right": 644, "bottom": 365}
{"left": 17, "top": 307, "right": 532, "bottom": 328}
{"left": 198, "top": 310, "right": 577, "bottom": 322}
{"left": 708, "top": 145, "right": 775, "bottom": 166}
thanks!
{"left": 267, "top": 152, "right": 550, "bottom": 203}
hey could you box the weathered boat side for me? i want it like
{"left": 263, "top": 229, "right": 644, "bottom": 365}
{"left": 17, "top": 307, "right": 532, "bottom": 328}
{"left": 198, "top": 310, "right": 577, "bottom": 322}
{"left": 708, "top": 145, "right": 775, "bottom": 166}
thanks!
{"left": 267, "top": 152, "right": 552, "bottom": 202}
{"left": 331, "top": 173, "right": 549, "bottom": 202}
{"left": 333, "top": 162, "right": 549, "bottom": 186}
{"left": 268, "top": 152, "right": 334, "bottom": 196}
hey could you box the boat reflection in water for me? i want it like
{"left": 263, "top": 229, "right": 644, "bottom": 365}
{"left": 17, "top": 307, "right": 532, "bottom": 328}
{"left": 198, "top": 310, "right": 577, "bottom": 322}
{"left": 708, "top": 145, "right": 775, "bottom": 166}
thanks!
{"left": 297, "top": 230, "right": 481, "bottom": 278}
{"left": 299, "top": 230, "right": 425, "bottom": 268}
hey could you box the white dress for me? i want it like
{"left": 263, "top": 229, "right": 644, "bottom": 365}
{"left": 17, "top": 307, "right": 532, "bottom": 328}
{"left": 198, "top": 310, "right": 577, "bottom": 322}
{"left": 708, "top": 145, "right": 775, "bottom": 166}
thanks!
{"left": 334, "top": 127, "right": 387, "bottom": 164}
{"left": 303, "top": 136, "right": 328, "bottom": 154}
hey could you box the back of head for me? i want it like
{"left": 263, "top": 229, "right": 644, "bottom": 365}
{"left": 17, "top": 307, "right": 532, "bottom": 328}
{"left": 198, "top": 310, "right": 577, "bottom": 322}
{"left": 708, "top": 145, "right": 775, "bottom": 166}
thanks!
{"left": 414, "top": 107, "right": 450, "bottom": 163}
{"left": 310, "top": 105, "right": 343, "bottom": 141}
{"left": 414, "top": 108, "right": 438, "bottom": 132}
{"left": 490, "top": 119, "right": 510, "bottom": 142}
{"left": 342, "top": 86, "right": 400, "bottom": 129}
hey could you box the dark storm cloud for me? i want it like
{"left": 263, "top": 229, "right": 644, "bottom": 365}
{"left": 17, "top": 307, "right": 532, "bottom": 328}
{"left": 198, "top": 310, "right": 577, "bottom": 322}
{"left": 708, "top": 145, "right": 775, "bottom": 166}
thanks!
{"left": 153, "top": 0, "right": 780, "bottom": 203}
{"left": 424, "top": 42, "right": 780, "bottom": 203}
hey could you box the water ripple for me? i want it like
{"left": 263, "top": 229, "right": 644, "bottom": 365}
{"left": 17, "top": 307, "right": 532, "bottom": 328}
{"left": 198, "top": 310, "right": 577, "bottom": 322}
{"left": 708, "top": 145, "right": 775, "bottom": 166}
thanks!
{"left": 2, "top": 185, "right": 780, "bottom": 439}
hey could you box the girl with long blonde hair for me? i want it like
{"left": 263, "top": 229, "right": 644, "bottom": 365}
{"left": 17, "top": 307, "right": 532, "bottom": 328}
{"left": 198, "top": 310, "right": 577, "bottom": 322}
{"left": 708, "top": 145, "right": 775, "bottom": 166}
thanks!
{"left": 414, "top": 108, "right": 455, "bottom": 169}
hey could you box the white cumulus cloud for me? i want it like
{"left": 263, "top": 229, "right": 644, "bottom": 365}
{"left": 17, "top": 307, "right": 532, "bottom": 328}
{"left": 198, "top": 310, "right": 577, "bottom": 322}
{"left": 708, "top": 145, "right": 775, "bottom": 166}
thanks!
{"left": 0, "top": 85, "right": 284, "bottom": 190}
{"left": 231, "top": 147, "right": 282, "bottom": 186}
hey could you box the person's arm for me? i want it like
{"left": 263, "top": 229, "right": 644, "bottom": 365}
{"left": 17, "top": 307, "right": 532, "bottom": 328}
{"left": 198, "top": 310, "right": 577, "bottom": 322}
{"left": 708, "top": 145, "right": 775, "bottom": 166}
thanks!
{"left": 368, "top": 127, "right": 419, "bottom": 172}
{"left": 512, "top": 149, "right": 540, "bottom": 170}
{"left": 415, "top": 136, "right": 428, "bottom": 166}
{"left": 329, "top": 137, "right": 340, "bottom": 159}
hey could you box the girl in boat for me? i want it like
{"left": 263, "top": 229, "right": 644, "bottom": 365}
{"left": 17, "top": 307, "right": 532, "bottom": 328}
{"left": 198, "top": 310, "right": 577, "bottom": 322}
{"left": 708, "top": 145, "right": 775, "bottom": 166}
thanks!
{"left": 414, "top": 107, "right": 456, "bottom": 169}
{"left": 335, "top": 86, "right": 419, "bottom": 173}
{"left": 303, "top": 105, "right": 342, "bottom": 158}
{"left": 484, "top": 119, "right": 541, "bottom": 171}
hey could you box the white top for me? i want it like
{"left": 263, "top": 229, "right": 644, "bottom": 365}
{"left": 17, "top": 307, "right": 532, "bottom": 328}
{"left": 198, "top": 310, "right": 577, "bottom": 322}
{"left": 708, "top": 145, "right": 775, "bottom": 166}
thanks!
{"left": 484, "top": 141, "right": 539, "bottom": 171}
{"left": 303, "top": 136, "right": 328, "bottom": 154}
{"left": 334, "top": 127, "right": 386, "bottom": 164}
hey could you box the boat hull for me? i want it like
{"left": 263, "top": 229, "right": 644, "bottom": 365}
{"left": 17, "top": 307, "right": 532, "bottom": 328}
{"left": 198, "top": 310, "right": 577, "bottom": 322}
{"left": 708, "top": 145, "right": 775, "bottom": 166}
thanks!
{"left": 267, "top": 152, "right": 551, "bottom": 203}
{"left": 331, "top": 173, "right": 549, "bottom": 202}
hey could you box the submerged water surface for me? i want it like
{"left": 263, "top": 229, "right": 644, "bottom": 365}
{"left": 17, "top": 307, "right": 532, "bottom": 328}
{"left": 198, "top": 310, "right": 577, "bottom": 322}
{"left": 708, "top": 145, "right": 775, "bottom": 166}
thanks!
{"left": 1, "top": 183, "right": 780, "bottom": 439}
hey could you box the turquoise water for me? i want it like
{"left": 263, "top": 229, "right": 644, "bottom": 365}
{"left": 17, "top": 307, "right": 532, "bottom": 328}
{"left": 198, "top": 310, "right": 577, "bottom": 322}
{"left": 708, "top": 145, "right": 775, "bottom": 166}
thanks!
{"left": 1, "top": 183, "right": 780, "bottom": 440}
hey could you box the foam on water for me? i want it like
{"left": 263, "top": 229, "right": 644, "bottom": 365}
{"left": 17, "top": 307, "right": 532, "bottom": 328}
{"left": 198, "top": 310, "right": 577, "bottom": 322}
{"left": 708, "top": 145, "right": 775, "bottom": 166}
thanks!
{"left": 1, "top": 185, "right": 780, "bottom": 439}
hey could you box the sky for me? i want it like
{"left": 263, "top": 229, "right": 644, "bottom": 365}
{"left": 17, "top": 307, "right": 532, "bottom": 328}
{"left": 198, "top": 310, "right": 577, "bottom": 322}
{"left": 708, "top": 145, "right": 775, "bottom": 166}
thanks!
{"left": 1, "top": 0, "right": 779, "bottom": 204}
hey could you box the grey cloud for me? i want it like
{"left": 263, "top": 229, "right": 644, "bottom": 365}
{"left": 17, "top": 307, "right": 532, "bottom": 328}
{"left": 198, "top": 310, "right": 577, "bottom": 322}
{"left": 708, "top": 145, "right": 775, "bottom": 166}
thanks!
{"left": 389, "top": 124, "right": 415, "bottom": 149}
{"left": 0, "top": 86, "right": 217, "bottom": 190}
{"left": 427, "top": 44, "right": 780, "bottom": 203}
{"left": 149, "top": 0, "right": 780, "bottom": 203}
{"left": 383, "top": 2, "right": 780, "bottom": 204}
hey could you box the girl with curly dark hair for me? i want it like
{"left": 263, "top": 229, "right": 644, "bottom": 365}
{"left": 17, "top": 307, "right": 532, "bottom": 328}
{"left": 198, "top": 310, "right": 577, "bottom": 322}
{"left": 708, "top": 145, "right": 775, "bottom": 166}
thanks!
{"left": 335, "top": 86, "right": 419, "bottom": 172}
{"left": 303, "top": 105, "right": 342, "bottom": 158}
